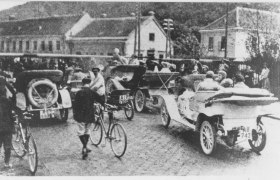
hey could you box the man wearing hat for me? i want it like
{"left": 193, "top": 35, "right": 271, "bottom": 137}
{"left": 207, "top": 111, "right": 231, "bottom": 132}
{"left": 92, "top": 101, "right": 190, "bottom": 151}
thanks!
{"left": 89, "top": 66, "right": 105, "bottom": 106}
{"left": 73, "top": 77, "right": 96, "bottom": 160}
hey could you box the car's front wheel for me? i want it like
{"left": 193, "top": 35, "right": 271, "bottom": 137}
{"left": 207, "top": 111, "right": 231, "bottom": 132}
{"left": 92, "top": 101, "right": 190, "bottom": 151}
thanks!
{"left": 160, "top": 102, "right": 170, "bottom": 128}
{"left": 200, "top": 120, "right": 217, "bottom": 155}
{"left": 249, "top": 122, "right": 266, "bottom": 153}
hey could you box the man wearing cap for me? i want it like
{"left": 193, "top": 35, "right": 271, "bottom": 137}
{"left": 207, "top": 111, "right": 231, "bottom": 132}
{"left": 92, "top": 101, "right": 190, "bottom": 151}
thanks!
{"left": 197, "top": 71, "right": 222, "bottom": 91}
{"left": 73, "top": 77, "right": 96, "bottom": 160}
{"left": 89, "top": 66, "right": 105, "bottom": 106}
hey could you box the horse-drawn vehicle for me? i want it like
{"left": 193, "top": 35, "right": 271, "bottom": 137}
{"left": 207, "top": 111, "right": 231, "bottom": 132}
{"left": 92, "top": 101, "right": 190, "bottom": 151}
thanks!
{"left": 159, "top": 74, "right": 278, "bottom": 155}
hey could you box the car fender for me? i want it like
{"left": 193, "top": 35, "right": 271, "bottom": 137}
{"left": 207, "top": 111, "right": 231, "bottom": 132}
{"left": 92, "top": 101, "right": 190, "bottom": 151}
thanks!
{"left": 59, "top": 89, "right": 72, "bottom": 108}
{"left": 160, "top": 94, "right": 182, "bottom": 122}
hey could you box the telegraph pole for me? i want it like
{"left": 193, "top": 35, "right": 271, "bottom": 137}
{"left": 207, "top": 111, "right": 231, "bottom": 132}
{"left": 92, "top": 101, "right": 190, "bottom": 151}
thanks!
{"left": 224, "top": 3, "right": 229, "bottom": 59}
{"left": 131, "top": 12, "right": 137, "bottom": 55}
{"left": 137, "top": 2, "right": 141, "bottom": 58}
{"left": 163, "top": 19, "right": 173, "bottom": 58}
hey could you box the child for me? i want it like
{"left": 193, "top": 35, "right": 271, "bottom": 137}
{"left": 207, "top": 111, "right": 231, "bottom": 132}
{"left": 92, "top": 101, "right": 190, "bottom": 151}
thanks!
{"left": 73, "top": 77, "right": 96, "bottom": 160}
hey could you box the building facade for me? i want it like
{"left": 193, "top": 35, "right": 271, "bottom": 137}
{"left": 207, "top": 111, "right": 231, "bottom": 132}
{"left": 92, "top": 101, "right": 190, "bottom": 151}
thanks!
{"left": 0, "top": 12, "right": 171, "bottom": 59}
{"left": 200, "top": 7, "right": 280, "bottom": 61}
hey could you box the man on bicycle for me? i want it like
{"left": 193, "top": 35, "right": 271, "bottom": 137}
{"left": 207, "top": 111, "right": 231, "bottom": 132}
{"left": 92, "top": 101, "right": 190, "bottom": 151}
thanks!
{"left": 73, "top": 77, "right": 96, "bottom": 160}
{"left": 89, "top": 66, "right": 105, "bottom": 106}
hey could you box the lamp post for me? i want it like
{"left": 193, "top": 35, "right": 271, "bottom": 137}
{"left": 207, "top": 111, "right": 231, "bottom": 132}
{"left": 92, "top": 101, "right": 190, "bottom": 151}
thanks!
{"left": 163, "top": 19, "right": 174, "bottom": 58}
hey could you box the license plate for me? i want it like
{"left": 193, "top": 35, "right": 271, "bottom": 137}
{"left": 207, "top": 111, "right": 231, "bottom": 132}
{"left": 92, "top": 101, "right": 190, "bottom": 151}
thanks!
{"left": 119, "top": 95, "right": 128, "bottom": 104}
{"left": 40, "top": 110, "right": 51, "bottom": 119}
{"left": 239, "top": 127, "right": 251, "bottom": 139}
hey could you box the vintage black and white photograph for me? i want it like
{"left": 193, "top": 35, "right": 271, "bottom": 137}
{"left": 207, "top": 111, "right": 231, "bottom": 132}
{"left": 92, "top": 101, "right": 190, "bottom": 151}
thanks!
{"left": 0, "top": 0, "right": 280, "bottom": 177}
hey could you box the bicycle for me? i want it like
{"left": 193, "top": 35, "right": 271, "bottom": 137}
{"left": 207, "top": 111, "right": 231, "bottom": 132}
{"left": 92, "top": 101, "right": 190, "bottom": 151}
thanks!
{"left": 12, "top": 111, "right": 38, "bottom": 175}
{"left": 90, "top": 102, "right": 127, "bottom": 158}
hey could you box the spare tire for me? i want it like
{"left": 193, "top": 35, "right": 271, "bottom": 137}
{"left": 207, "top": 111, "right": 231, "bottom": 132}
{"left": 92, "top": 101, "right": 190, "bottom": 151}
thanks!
{"left": 27, "top": 79, "right": 59, "bottom": 109}
{"left": 15, "top": 70, "right": 63, "bottom": 93}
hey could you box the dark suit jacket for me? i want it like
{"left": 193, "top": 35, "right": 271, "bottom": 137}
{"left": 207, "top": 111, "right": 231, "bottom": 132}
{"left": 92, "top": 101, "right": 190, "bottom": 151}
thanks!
{"left": 73, "top": 87, "right": 96, "bottom": 123}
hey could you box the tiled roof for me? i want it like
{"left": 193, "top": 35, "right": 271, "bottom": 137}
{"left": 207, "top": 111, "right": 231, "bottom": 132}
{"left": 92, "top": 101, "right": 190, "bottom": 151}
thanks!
{"left": 0, "top": 14, "right": 82, "bottom": 36}
{"left": 201, "top": 7, "right": 280, "bottom": 31}
{"left": 74, "top": 16, "right": 150, "bottom": 38}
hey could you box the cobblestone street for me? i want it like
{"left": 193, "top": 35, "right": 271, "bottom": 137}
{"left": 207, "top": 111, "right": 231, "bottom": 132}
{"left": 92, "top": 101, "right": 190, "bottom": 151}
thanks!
{"left": 1, "top": 106, "right": 280, "bottom": 176}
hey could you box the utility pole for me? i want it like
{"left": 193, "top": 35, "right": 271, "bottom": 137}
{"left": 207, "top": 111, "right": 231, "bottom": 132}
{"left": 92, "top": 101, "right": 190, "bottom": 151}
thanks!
{"left": 224, "top": 3, "right": 229, "bottom": 59}
{"left": 163, "top": 19, "right": 173, "bottom": 58}
{"left": 137, "top": 2, "right": 141, "bottom": 58}
{"left": 131, "top": 12, "right": 137, "bottom": 55}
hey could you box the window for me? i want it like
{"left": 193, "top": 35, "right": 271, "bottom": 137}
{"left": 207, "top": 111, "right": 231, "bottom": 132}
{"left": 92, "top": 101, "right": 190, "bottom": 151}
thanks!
{"left": 107, "top": 53, "right": 113, "bottom": 56}
{"left": 56, "top": 41, "right": 60, "bottom": 51}
{"left": 220, "top": 36, "right": 226, "bottom": 50}
{"left": 33, "top": 41, "right": 37, "bottom": 50}
{"left": 1, "top": 41, "right": 4, "bottom": 51}
{"left": 159, "top": 54, "right": 164, "bottom": 59}
{"left": 139, "top": 54, "right": 143, "bottom": 60}
{"left": 48, "top": 41, "right": 53, "bottom": 52}
{"left": 100, "top": 52, "right": 104, "bottom": 55}
{"left": 41, "top": 41, "right": 45, "bottom": 51}
{"left": 208, "top": 37, "right": 214, "bottom": 51}
{"left": 26, "top": 41, "right": 29, "bottom": 51}
{"left": 149, "top": 33, "right": 155, "bottom": 41}
{"left": 13, "top": 41, "right": 16, "bottom": 51}
{"left": 92, "top": 52, "right": 96, "bottom": 55}
{"left": 6, "top": 41, "right": 10, "bottom": 52}
{"left": 19, "top": 41, "right": 22, "bottom": 52}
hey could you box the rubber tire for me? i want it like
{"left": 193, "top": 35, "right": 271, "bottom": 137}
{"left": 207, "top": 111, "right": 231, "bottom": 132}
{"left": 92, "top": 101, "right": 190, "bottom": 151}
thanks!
{"left": 90, "top": 121, "right": 103, "bottom": 146}
{"left": 110, "top": 123, "right": 127, "bottom": 158}
{"left": 124, "top": 100, "right": 134, "bottom": 120}
{"left": 160, "top": 101, "right": 171, "bottom": 128}
{"left": 249, "top": 122, "right": 266, "bottom": 153}
{"left": 200, "top": 121, "right": 217, "bottom": 155}
{"left": 59, "top": 108, "right": 69, "bottom": 122}
{"left": 27, "top": 79, "right": 59, "bottom": 108}
{"left": 134, "top": 89, "right": 146, "bottom": 112}
{"left": 12, "top": 128, "right": 26, "bottom": 158}
{"left": 27, "top": 135, "right": 38, "bottom": 176}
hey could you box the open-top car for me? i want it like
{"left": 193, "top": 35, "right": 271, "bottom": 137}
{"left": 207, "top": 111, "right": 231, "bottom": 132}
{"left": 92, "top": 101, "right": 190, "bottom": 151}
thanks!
{"left": 104, "top": 64, "right": 179, "bottom": 112}
{"left": 159, "top": 74, "right": 278, "bottom": 155}
{"left": 0, "top": 53, "right": 73, "bottom": 121}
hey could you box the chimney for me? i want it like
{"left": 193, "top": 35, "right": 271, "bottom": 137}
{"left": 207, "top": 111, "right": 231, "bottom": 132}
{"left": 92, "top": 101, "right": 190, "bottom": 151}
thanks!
{"left": 8, "top": 15, "right": 16, "bottom": 21}
{"left": 101, "top": 13, "right": 107, "bottom": 18}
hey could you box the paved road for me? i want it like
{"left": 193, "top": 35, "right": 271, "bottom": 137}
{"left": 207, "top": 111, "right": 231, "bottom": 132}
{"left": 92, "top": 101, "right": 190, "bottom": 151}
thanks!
{"left": 1, "top": 105, "right": 280, "bottom": 177}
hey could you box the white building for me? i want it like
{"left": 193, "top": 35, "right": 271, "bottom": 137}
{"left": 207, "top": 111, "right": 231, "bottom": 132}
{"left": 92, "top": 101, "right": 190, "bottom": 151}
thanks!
{"left": 199, "top": 7, "right": 280, "bottom": 61}
{"left": 69, "top": 13, "right": 172, "bottom": 59}
{"left": 0, "top": 12, "right": 172, "bottom": 59}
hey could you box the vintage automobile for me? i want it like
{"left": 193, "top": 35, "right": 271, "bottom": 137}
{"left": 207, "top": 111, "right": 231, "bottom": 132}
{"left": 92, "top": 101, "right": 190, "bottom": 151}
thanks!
{"left": 0, "top": 53, "right": 72, "bottom": 121}
{"left": 104, "top": 62, "right": 179, "bottom": 112}
{"left": 159, "top": 74, "right": 278, "bottom": 155}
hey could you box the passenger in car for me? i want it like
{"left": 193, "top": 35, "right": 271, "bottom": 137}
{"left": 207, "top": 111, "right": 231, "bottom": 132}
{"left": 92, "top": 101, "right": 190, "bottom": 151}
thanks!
{"left": 234, "top": 74, "right": 249, "bottom": 88}
{"left": 197, "top": 71, "right": 222, "bottom": 91}
{"left": 220, "top": 78, "right": 234, "bottom": 88}
{"left": 215, "top": 70, "right": 227, "bottom": 84}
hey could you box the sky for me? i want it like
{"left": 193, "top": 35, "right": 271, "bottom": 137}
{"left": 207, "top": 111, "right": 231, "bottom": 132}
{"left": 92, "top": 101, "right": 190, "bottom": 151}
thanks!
{"left": 0, "top": 0, "right": 29, "bottom": 11}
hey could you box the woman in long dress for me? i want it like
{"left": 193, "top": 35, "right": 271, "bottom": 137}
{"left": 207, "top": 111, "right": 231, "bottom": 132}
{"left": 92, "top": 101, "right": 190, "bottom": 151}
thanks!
{"left": 259, "top": 62, "right": 270, "bottom": 91}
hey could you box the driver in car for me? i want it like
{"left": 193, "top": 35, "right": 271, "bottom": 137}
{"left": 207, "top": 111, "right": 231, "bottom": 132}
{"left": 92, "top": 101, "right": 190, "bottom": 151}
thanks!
{"left": 89, "top": 66, "right": 105, "bottom": 106}
{"left": 197, "top": 71, "right": 222, "bottom": 91}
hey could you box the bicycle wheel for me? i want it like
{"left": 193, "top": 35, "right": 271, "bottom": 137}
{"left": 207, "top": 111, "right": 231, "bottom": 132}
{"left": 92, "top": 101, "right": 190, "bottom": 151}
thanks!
{"left": 27, "top": 135, "right": 38, "bottom": 175}
{"left": 110, "top": 123, "right": 127, "bottom": 158}
{"left": 124, "top": 101, "right": 134, "bottom": 120}
{"left": 90, "top": 121, "right": 103, "bottom": 146}
{"left": 12, "top": 129, "right": 26, "bottom": 157}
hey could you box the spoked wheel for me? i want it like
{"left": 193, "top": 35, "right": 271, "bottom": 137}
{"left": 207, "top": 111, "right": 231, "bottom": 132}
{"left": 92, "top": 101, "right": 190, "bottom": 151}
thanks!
{"left": 12, "top": 129, "right": 26, "bottom": 157}
{"left": 59, "top": 108, "right": 69, "bottom": 122}
{"left": 134, "top": 90, "right": 145, "bottom": 112}
{"left": 110, "top": 123, "right": 127, "bottom": 158}
{"left": 27, "top": 135, "right": 38, "bottom": 175}
{"left": 90, "top": 121, "right": 103, "bottom": 146}
{"left": 200, "top": 120, "right": 217, "bottom": 155}
{"left": 124, "top": 101, "right": 134, "bottom": 120}
{"left": 160, "top": 102, "right": 171, "bottom": 128}
{"left": 249, "top": 122, "right": 266, "bottom": 153}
